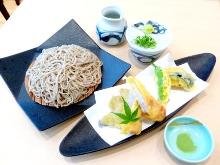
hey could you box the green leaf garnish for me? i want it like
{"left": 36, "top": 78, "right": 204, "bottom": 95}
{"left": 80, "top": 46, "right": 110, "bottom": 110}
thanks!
{"left": 112, "top": 112, "right": 128, "bottom": 121}
{"left": 112, "top": 97, "right": 140, "bottom": 124}
{"left": 131, "top": 118, "right": 139, "bottom": 122}
{"left": 135, "top": 34, "right": 157, "bottom": 49}
{"left": 122, "top": 97, "right": 132, "bottom": 118}
{"left": 131, "top": 108, "right": 138, "bottom": 119}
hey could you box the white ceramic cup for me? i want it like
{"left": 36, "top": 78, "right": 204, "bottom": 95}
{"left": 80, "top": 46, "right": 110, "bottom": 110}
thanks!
{"left": 96, "top": 5, "right": 127, "bottom": 46}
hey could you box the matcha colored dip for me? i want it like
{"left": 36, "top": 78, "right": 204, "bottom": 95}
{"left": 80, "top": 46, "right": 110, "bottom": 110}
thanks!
{"left": 176, "top": 133, "right": 197, "bottom": 152}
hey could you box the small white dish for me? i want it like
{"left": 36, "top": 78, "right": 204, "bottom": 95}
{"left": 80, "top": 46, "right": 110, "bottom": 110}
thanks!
{"left": 126, "top": 20, "right": 172, "bottom": 63}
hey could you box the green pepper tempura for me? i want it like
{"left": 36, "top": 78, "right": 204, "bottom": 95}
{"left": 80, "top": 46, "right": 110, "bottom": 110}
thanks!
{"left": 135, "top": 24, "right": 157, "bottom": 49}
{"left": 152, "top": 64, "right": 171, "bottom": 105}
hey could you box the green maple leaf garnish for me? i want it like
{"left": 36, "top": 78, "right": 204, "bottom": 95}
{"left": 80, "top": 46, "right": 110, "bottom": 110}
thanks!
{"left": 112, "top": 97, "right": 140, "bottom": 124}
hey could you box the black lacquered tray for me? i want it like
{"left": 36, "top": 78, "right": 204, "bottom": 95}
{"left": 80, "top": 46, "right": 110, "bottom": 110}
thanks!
{"left": 59, "top": 53, "right": 216, "bottom": 156}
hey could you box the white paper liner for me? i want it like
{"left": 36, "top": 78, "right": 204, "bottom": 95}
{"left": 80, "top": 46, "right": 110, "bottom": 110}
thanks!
{"left": 84, "top": 54, "right": 208, "bottom": 145}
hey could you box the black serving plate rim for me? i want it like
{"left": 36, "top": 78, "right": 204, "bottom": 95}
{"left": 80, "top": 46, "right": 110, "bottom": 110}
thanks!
{"left": 59, "top": 53, "right": 216, "bottom": 156}
{"left": 72, "top": 103, "right": 189, "bottom": 156}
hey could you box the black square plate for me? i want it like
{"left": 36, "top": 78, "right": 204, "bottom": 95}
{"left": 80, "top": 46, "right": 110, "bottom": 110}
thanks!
{"left": 0, "top": 19, "right": 131, "bottom": 131}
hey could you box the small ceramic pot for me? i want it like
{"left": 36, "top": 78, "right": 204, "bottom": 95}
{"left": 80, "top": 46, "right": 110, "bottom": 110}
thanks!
{"left": 96, "top": 5, "right": 127, "bottom": 46}
{"left": 126, "top": 20, "right": 172, "bottom": 63}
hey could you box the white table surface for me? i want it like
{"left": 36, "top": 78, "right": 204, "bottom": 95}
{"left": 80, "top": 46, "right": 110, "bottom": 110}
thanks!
{"left": 0, "top": 0, "right": 220, "bottom": 164}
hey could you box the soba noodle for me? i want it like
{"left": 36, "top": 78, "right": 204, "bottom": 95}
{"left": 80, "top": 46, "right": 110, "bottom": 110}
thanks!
{"left": 26, "top": 44, "right": 102, "bottom": 108}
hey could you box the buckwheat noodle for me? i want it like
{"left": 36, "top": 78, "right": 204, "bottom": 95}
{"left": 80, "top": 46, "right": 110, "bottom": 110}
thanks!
{"left": 26, "top": 45, "right": 102, "bottom": 108}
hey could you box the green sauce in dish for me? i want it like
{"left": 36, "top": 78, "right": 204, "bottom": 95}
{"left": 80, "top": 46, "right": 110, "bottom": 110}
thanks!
{"left": 176, "top": 133, "right": 197, "bottom": 153}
